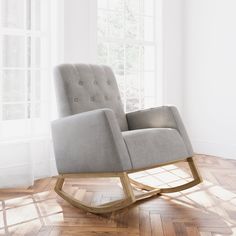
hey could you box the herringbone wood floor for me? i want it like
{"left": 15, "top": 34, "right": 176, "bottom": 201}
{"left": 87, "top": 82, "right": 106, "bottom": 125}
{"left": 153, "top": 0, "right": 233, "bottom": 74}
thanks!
{"left": 0, "top": 155, "right": 236, "bottom": 236}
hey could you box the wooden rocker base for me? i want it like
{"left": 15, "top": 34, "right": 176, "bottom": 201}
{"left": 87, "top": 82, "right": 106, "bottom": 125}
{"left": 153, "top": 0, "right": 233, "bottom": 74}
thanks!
{"left": 54, "top": 157, "right": 202, "bottom": 214}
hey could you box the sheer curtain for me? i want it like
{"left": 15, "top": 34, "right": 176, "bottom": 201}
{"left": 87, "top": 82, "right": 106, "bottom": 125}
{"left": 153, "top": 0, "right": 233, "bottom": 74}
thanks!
{"left": 0, "top": 0, "right": 59, "bottom": 188}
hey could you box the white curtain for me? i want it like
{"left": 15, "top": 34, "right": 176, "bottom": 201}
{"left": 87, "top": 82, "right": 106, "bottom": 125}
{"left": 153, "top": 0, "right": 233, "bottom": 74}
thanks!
{"left": 0, "top": 93, "right": 58, "bottom": 188}
{"left": 0, "top": 0, "right": 59, "bottom": 188}
{"left": 0, "top": 138, "right": 57, "bottom": 188}
{"left": 0, "top": 77, "right": 58, "bottom": 188}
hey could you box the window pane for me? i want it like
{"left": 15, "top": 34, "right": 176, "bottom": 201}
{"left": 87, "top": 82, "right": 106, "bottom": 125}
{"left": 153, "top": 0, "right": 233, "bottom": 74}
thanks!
{"left": 109, "top": 0, "right": 124, "bottom": 10}
{"left": 98, "top": 10, "right": 108, "bottom": 38}
{"left": 2, "top": 71, "right": 26, "bottom": 102}
{"left": 27, "top": 102, "right": 40, "bottom": 118}
{"left": 32, "top": 37, "right": 41, "bottom": 67}
{"left": 97, "top": 43, "right": 108, "bottom": 64}
{"left": 3, "top": 35, "right": 26, "bottom": 67}
{"left": 125, "top": 0, "right": 140, "bottom": 16}
{"left": 126, "top": 74, "right": 139, "bottom": 93}
{"left": 125, "top": 14, "right": 139, "bottom": 40}
{"left": 109, "top": 43, "right": 124, "bottom": 72}
{"left": 33, "top": 102, "right": 41, "bottom": 118}
{"left": 2, "top": 104, "right": 25, "bottom": 120}
{"left": 126, "top": 97, "right": 139, "bottom": 112}
{"left": 39, "top": 37, "right": 49, "bottom": 68}
{"left": 108, "top": 12, "right": 124, "bottom": 39}
{"left": 126, "top": 45, "right": 140, "bottom": 73}
{"left": 2, "top": 0, "right": 25, "bottom": 29}
{"left": 126, "top": 73, "right": 140, "bottom": 109}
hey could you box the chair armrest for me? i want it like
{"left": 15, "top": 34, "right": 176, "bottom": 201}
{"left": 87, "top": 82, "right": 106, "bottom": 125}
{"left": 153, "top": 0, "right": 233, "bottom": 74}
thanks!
{"left": 126, "top": 106, "right": 193, "bottom": 156}
{"left": 51, "top": 109, "right": 132, "bottom": 174}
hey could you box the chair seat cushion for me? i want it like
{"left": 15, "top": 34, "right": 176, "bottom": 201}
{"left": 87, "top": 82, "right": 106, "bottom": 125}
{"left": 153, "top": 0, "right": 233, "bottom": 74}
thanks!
{"left": 122, "top": 128, "right": 190, "bottom": 169}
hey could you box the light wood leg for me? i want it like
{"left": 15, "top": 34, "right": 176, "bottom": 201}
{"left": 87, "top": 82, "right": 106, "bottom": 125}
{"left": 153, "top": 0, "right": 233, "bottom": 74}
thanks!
{"left": 54, "top": 173, "right": 135, "bottom": 214}
{"left": 54, "top": 157, "right": 202, "bottom": 214}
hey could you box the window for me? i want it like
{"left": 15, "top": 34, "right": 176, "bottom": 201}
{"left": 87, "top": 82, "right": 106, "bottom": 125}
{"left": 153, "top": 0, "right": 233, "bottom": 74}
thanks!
{"left": 0, "top": 0, "right": 59, "bottom": 188}
{"left": 97, "top": 0, "right": 157, "bottom": 112}
{"left": 0, "top": 0, "right": 51, "bottom": 121}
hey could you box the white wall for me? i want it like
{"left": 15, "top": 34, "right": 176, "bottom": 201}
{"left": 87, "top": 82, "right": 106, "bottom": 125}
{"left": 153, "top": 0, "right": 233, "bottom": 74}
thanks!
{"left": 162, "top": 0, "right": 185, "bottom": 113}
{"left": 63, "top": 0, "right": 97, "bottom": 63}
{"left": 184, "top": 0, "right": 236, "bottom": 158}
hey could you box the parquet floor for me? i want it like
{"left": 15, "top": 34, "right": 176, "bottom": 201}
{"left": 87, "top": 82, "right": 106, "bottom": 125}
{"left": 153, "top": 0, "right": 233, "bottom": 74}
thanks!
{"left": 0, "top": 155, "right": 236, "bottom": 236}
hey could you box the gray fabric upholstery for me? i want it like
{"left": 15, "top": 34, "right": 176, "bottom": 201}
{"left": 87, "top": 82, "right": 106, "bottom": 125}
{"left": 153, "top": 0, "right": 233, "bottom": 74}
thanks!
{"left": 54, "top": 64, "right": 128, "bottom": 131}
{"left": 51, "top": 109, "right": 132, "bottom": 174}
{"left": 52, "top": 63, "right": 194, "bottom": 174}
{"left": 122, "top": 128, "right": 189, "bottom": 169}
{"left": 126, "top": 106, "right": 193, "bottom": 156}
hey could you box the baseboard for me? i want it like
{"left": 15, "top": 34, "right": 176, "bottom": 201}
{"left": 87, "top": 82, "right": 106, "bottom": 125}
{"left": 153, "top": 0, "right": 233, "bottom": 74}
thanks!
{"left": 192, "top": 140, "right": 236, "bottom": 160}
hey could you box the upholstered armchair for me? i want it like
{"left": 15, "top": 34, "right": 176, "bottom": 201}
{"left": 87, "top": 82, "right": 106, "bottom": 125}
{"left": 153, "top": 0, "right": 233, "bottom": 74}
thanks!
{"left": 51, "top": 64, "right": 202, "bottom": 213}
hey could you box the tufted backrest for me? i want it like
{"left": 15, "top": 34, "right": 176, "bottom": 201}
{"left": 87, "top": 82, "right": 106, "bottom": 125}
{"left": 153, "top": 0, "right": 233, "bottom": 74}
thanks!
{"left": 54, "top": 64, "right": 128, "bottom": 131}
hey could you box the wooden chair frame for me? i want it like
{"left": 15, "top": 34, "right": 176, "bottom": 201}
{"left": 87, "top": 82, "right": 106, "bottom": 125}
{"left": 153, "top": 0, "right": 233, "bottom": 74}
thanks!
{"left": 54, "top": 157, "right": 202, "bottom": 214}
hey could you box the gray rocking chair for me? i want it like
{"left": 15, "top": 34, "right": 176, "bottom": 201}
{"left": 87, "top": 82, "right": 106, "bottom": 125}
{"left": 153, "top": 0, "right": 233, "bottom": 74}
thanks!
{"left": 51, "top": 64, "right": 202, "bottom": 214}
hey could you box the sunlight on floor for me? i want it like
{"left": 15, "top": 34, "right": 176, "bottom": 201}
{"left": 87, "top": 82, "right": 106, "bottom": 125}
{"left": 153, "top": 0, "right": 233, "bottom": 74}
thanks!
{"left": 208, "top": 185, "right": 236, "bottom": 201}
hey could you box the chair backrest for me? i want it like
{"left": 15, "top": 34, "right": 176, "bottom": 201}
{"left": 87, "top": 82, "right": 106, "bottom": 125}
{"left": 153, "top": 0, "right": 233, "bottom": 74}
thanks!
{"left": 54, "top": 64, "right": 128, "bottom": 131}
